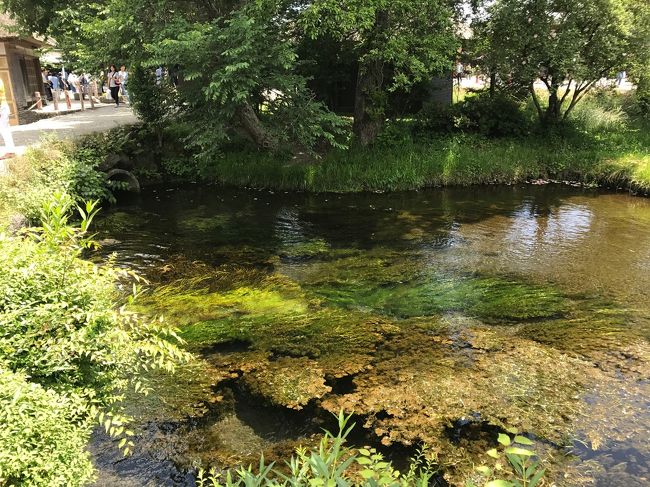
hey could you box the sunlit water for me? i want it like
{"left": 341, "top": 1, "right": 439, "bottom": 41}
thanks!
{"left": 92, "top": 184, "right": 650, "bottom": 486}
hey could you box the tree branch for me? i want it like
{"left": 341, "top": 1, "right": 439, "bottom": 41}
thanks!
{"left": 563, "top": 78, "right": 597, "bottom": 120}
{"left": 559, "top": 76, "right": 572, "bottom": 107}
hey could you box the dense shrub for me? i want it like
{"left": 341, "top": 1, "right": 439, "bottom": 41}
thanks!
{"left": 455, "top": 93, "right": 529, "bottom": 137}
{"left": 0, "top": 368, "right": 94, "bottom": 486}
{"left": 127, "top": 65, "right": 177, "bottom": 128}
{"left": 414, "top": 102, "right": 455, "bottom": 134}
{"left": 634, "top": 76, "right": 650, "bottom": 118}
{"left": 0, "top": 194, "right": 191, "bottom": 486}
{"left": 415, "top": 93, "right": 528, "bottom": 138}
{"left": 0, "top": 137, "right": 112, "bottom": 221}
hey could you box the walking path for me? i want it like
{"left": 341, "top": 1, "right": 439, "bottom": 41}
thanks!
{"left": 5, "top": 105, "right": 138, "bottom": 156}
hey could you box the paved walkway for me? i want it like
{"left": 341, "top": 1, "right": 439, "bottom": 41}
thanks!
{"left": 4, "top": 105, "right": 138, "bottom": 157}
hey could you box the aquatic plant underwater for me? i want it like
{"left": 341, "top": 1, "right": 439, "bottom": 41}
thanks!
{"left": 93, "top": 187, "right": 650, "bottom": 486}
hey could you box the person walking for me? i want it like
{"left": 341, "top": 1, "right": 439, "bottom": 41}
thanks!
{"left": 107, "top": 65, "right": 121, "bottom": 107}
{"left": 0, "top": 79, "right": 16, "bottom": 164}
{"left": 455, "top": 61, "right": 464, "bottom": 86}
{"left": 48, "top": 72, "right": 61, "bottom": 110}
{"left": 41, "top": 69, "right": 53, "bottom": 101}
{"left": 118, "top": 65, "right": 129, "bottom": 103}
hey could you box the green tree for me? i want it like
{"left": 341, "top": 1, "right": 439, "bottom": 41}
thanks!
{"left": 301, "top": 0, "right": 457, "bottom": 146}
{"left": 479, "top": 0, "right": 644, "bottom": 124}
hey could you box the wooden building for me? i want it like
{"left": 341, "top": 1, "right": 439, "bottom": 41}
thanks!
{"left": 0, "top": 14, "right": 48, "bottom": 125}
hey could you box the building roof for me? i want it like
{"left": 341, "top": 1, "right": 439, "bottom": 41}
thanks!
{"left": 0, "top": 12, "right": 50, "bottom": 47}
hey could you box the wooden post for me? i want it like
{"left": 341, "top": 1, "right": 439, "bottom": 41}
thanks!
{"left": 64, "top": 88, "right": 72, "bottom": 109}
{"left": 91, "top": 80, "right": 99, "bottom": 101}
{"left": 76, "top": 82, "right": 84, "bottom": 110}
{"left": 52, "top": 89, "right": 59, "bottom": 111}
{"left": 35, "top": 91, "right": 42, "bottom": 109}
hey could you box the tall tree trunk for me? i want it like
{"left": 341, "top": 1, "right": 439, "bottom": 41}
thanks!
{"left": 352, "top": 10, "right": 388, "bottom": 147}
{"left": 545, "top": 84, "right": 561, "bottom": 124}
{"left": 353, "top": 58, "right": 384, "bottom": 147}
{"left": 489, "top": 70, "right": 496, "bottom": 98}
{"left": 236, "top": 101, "right": 277, "bottom": 151}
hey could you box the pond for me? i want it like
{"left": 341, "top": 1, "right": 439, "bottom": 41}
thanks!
{"left": 92, "top": 184, "right": 650, "bottom": 486}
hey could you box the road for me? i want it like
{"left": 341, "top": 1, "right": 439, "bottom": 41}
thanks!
{"left": 5, "top": 105, "right": 138, "bottom": 156}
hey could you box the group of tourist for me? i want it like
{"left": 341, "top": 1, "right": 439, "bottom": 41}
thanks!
{"left": 40, "top": 64, "right": 130, "bottom": 108}
{"left": 40, "top": 69, "right": 91, "bottom": 104}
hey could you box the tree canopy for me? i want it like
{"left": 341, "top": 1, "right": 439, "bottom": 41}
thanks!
{"left": 1, "top": 0, "right": 647, "bottom": 147}
{"left": 474, "top": 0, "right": 647, "bottom": 123}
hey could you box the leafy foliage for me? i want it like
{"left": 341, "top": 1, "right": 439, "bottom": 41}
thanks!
{"left": 0, "top": 368, "right": 94, "bottom": 487}
{"left": 302, "top": 0, "right": 457, "bottom": 145}
{"left": 475, "top": 0, "right": 646, "bottom": 124}
{"left": 456, "top": 93, "right": 530, "bottom": 137}
{"left": 0, "top": 137, "right": 113, "bottom": 221}
{"left": 0, "top": 193, "right": 192, "bottom": 486}
{"left": 467, "top": 431, "right": 545, "bottom": 487}
{"left": 195, "top": 411, "right": 438, "bottom": 486}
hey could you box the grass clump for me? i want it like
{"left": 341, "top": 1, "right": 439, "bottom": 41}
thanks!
{"left": 196, "top": 411, "right": 442, "bottom": 487}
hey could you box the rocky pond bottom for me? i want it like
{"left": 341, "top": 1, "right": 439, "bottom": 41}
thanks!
{"left": 92, "top": 185, "right": 650, "bottom": 486}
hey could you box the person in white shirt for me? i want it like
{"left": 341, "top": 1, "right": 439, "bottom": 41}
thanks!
{"left": 119, "top": 65, "right": 129, "bottom": 103}
{"left": 0, "top": 79, "right": 15, "bottom": 164}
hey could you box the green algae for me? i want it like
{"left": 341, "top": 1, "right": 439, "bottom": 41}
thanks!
{"left": 136, "top": 270, "right": 311, "bottom": 328}
{"left": 278, "top": 238, "right": 330, "bottom": 259}
{"left": 312, "top": 274, "right": 568, "bottom": 322}
{"left": 127, "top": 249, "right": 644, "bottom": 483}
{"left": 178, "top": 214, "right": 231, "bottom": 233}
{"left": 94, "top": 210, "right": 152, "bottom": 233}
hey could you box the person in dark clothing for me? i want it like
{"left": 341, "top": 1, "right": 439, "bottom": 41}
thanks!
{"left": 41, "top": 69, "right": 53, "bottom": 101}
{"left": 107, "top": 65, "right": 121, "bottom": 107}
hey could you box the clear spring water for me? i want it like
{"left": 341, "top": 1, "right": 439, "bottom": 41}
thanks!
{"left": 92, "top": 184, "right": 650, "bottom": 486}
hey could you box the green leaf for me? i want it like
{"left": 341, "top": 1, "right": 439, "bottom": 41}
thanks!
{"left": 486, "top": 448, "right": 500, "bottom": 459}
{"left": 514, "top": 435, "right": 534, "bottom": 445}
{"left": 497, "top": 433, "right": 511, "bottom": 446}
{"left": 505, "top": 447, "right": 534, "bottom": 457}
{"left": 486, "top": 481, "right": 514, "bottom": 487}
{"left": 476, "top": 465, "right": 492, "bottom": 475}
{"left": 529, "top": 468, "right": 546, "bottom": 487}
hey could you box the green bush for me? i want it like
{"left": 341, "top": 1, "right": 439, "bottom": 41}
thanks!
{"left": 415, "top": 93, "right": 528, "bottom": 138}
{"left": 0, "top": 193, "right": 192, "bottom": 486}
{"left": 0, "top": 368, "right": 94, "bottom": 487}
{"left": 455, "top": 93, "right": 529, "bottom": 137}
{"left": 128, "top": 65, "right": 177, "bottom": 127}
{"left": 0, "top": 137, "right": 113, "bottom": 222}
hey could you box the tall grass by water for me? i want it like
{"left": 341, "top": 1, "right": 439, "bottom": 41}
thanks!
{"left": 205, "top": 127, "right": 649, "bottom": 193}
{"left": 193, "top": 91, "right": 649, "bottom": 193}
